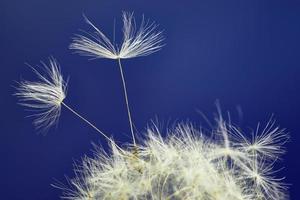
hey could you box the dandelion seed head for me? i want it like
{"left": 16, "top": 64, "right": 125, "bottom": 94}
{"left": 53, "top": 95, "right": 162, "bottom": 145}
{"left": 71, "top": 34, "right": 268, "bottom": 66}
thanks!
{"left": 15, "top": 58, "right": 67, "bottom": 132}
{"left": 57, "top": 117, "right": 288, "bottom": 200}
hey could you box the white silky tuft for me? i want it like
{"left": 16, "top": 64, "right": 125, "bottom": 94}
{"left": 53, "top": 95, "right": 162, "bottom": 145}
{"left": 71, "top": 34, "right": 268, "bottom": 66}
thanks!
{"left": 15, "top": 58, "right": 67, "bottom": 132}
{"left": 56, "top": 117, "right": 288, "bottom": 200}
{"left": 70, "top": 12, "right": 164, "bottom": 59}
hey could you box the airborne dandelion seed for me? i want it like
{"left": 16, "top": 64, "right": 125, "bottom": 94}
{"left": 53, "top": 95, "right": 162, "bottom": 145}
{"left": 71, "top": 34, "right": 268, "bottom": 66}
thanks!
{"left": 70, "top": 11, "right": 164, "bottom": 146}
{"left": 16, "top": 11, "right": 289, "bottom": 200}
{"left": 15, "top": 58, "right": 123, "bottom": 150}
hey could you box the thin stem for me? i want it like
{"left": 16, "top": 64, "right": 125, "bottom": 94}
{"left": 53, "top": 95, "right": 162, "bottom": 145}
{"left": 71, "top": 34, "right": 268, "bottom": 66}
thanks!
{"left": 117, "top": 58, "right": 136, "bottom": 146}
{"left": 61, "top": 102, "right": 124, "bottom": 152}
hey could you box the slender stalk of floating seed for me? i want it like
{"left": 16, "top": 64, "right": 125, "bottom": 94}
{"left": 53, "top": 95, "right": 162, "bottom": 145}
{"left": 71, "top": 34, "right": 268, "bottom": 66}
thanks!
{"left": 61, "top": 102, "right": 124, "bottom": 152}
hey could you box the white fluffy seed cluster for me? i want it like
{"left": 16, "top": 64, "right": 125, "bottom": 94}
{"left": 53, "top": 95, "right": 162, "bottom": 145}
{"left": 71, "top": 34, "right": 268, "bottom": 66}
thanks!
{"left": 58, "top": 118, "right": 288, "bottom": 200}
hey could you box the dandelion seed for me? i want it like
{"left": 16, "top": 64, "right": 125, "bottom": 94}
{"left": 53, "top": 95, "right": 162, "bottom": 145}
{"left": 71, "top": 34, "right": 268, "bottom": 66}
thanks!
{"left": 16, "top": 58, "right": 124, "bottom": 151}
{"left": 247, "top": 120, "right": 288, "bottom": 159}
{"left": 230, "top": 118, "right": 288, "bottom": 159}
{"left": 15, "top": 58, "right": 67, "bottom": 132}
{"left": 243, "top": 155, "right": 288, "bottom": 199}
{"left": 70, "top": 11, "right": 164, "bottom": 146}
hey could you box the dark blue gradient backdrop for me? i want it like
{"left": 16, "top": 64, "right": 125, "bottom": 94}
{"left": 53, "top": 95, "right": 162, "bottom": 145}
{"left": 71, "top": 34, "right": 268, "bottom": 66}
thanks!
{"left": 1, "top": 0, "right": 299, "bottom": 199}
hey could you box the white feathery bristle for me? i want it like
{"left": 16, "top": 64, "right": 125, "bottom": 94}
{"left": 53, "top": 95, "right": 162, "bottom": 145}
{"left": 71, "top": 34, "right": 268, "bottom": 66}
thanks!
{"left": 15, "top": 58, "right": 67, "bottom": 132}
{"left": 70, "top": 16, "right": 118, "bottom": 59}
{"left": 70, "top": 11, "right": 164, "bottom": 60}
{"left": 118, "top": 12, "right": 164, "bottom": 59}
{"left": 56, "top": 117, "right": 288, "bottom": 200}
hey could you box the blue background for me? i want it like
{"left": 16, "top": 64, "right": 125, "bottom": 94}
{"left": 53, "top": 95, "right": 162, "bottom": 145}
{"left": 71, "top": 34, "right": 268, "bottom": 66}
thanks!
{"left": 1, "top": 0, "right": 299, "bottom": 199}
